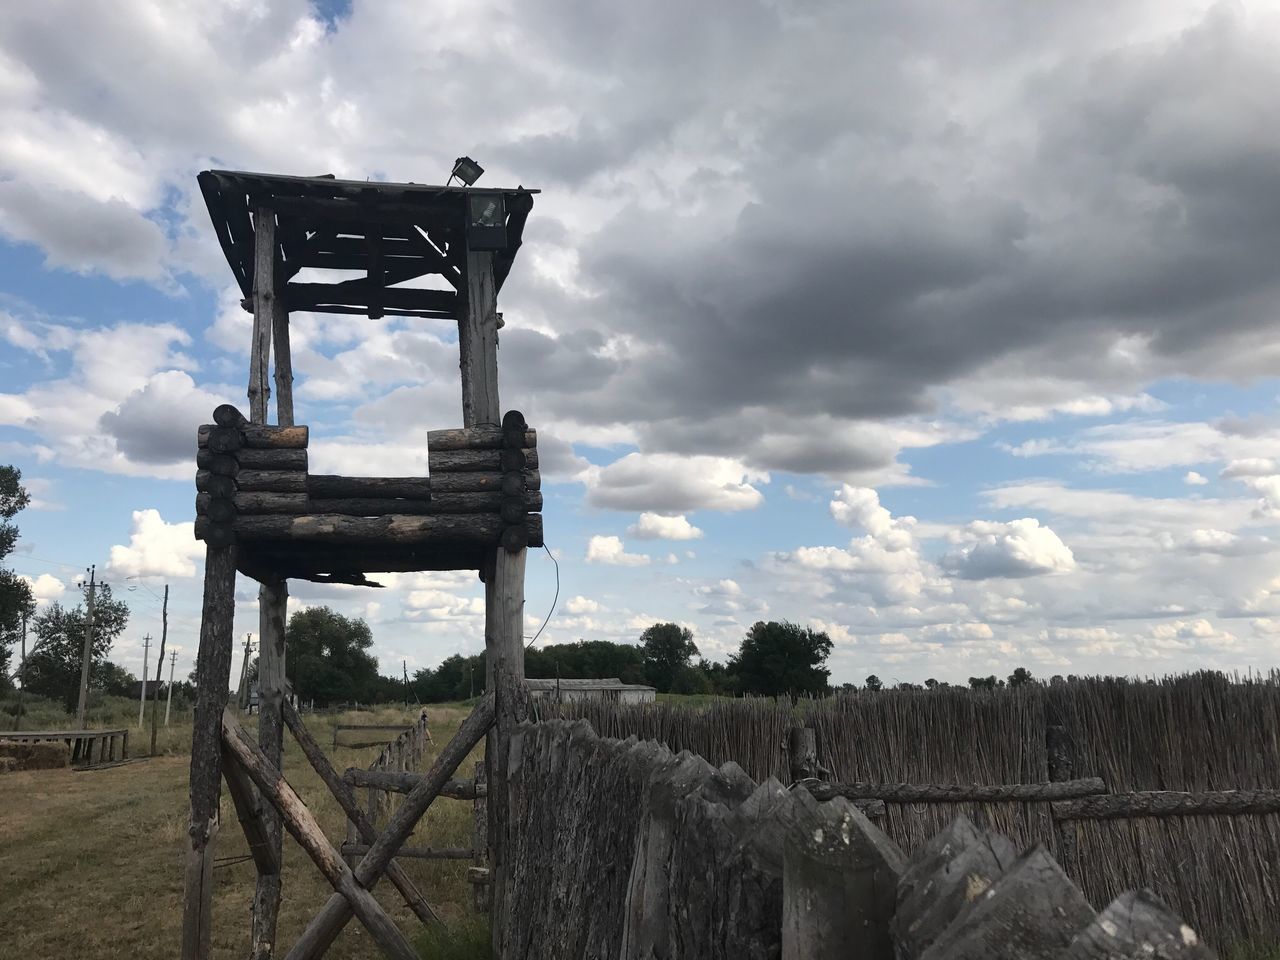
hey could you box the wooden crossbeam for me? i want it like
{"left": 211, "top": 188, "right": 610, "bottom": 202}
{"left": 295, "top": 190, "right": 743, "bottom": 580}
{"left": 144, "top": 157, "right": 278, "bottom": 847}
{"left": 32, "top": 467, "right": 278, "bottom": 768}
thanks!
{"left": 220, "top": 710, "right": 419, "bottom": 960}
{"left": 220, "top": 742, "right": 281, "bottom": 877}
{"left": 283, "top": 694, "right": 495, "bottom": 960}
{"left": 284, "top": 282, "right": 456, "bottom": 314}
{"left": 281, "top": 699, "right": 444, "bottom": 933}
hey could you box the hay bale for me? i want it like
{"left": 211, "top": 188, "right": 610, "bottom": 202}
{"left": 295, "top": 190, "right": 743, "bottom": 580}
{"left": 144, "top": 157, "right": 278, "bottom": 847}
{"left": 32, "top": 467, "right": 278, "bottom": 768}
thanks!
{"left": 0, "top": 740, "right": 71, "bottom": 771}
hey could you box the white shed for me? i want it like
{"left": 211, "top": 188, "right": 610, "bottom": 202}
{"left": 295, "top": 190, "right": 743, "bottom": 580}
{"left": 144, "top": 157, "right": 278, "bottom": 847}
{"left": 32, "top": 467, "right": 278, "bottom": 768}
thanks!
{"left": 525, "top": 677, "right": 656, "bottom": 704}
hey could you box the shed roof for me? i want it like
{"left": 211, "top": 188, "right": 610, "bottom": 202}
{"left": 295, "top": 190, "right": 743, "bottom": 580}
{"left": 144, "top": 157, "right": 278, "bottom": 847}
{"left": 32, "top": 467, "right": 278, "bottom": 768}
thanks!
{"left": 197, "top": 169, "right": 537, "bottom": 317}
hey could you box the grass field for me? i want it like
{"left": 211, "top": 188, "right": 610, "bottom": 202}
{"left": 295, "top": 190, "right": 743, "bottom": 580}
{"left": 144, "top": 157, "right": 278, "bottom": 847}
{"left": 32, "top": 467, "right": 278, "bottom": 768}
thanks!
{"left": 0, "top": 695, "right": 486, "bottom": 959}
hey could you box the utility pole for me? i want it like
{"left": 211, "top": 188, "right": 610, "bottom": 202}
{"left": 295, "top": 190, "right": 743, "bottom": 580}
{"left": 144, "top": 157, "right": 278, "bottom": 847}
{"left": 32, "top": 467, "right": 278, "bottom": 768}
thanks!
{"left": 403, "top": 659, "right": 410, "bottom": 707}
{"left": 150, "top": 584, "right": 168, "bottom": 755}
{"left": 138, "top": 634, "right": 152, "bottom": 727}
{"left": 236, "top": 633, "right": 255, "bottom": 711}
{"left": 75, "top": 565, "right": 97, "bottom": 728}
{"left": 13, "top": 608, "right": 26, "bottom": 731}
{"left": 469, "top": 662, "right": 474, "bottom": 700}
{"left": 165, "top": 650, "right": 177, "bottom": 726}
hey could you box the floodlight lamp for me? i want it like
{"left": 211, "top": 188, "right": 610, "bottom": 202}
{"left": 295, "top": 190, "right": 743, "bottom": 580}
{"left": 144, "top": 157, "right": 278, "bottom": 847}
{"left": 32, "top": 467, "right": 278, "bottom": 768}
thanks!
{"left": 451, "top": 156, "right": 484, "bottom": 186}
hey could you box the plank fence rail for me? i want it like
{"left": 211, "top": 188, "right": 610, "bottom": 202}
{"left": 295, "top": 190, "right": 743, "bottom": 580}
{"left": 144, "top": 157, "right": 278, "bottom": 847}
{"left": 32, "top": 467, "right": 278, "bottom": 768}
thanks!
{"left": 0, "top": 728, "right": 128, "bottom": 767}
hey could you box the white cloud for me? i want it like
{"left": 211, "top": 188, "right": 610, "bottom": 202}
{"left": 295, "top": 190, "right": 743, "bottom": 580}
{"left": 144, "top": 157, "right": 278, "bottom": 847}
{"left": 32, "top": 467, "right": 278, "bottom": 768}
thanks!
{"left": 583, "top": 453, "right": 767, "bottom": 513}
{"left": 107, "top": 509, "right": 204, "bottom": 579}
{"left": 941, "top": 519, "right": 1076, "bottom": 580}
{"left": 626, "top": 512, "right": 704, "bottom": 540}
{"left": 19, "top": 573, "right": 66, "bottom": 605}
{"left": 565, "top": 595, "right": 601, "bottom": 614}
{"left": 585, "top": 535, "right": 651, "bottom": 566}
{"left": 1184, "top": 471, "right": 1209, "bottom": 486}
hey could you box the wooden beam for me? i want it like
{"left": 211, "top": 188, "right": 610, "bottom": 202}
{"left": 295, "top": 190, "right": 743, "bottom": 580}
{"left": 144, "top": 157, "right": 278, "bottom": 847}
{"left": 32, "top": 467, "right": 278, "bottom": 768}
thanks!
{"left": 342, "top": 768, "right": 484, "bottom": 799}
{"left": 427, "top": 424, "right": 537, "bottom": 451}
{"left": 308, "top": 476, "right": 430, "bottom": 499}
{"left": 232, "top": 513, "right": 516, "bottom": 545}
{"left": 251, "top": 579, "right": 288, "bottom": 959}
{"left": 805, "top": 777, "right": 1108, "bottom": 804}
{"left": 281, "top": 700, "right": 444, "bottom": 933}
{"left": 340, "top": 842, "right": 473, "bottom": 860}
{"left": 272, "top": 297, "right": 295, "bottom": 427}
{"left": 221, "top": 741, "right": 281, "bottom": 877}
{"left": 459, "top": 251, "right": 501, "bottom": 427}
{"left": 181, "top": 544, "right": 238, "bottom": 960}
{"left": 268, "top": 194, "right": 459, "bottom": 227}
{"left": 429, "top": 447, "right": 539, "bottom": 473}
{"left": 285, "top": 282, "right": 457, "bottom": 314}
{"left": 283, "top": 695, "right": 495, "bottom": 960}
{"left": 1052, "top": 788, "right": 1280, "bottom": 820}
{"left": 237, "top": 470, "right": 308, "bottom": 493}
{"left": 221, "top": 712, "right": 420, "bottom": 960}
{"left": 198, "top": 424, "right": 309, "bottom": 450}
{"left": 249, "top": 205, "right": 275, "bottom": 423}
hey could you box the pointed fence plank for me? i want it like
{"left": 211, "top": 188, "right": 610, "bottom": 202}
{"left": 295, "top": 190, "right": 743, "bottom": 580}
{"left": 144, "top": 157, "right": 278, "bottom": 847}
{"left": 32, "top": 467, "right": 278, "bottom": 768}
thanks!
{"left": 1067, "top": 890, "right": 1218, "bottom": 959}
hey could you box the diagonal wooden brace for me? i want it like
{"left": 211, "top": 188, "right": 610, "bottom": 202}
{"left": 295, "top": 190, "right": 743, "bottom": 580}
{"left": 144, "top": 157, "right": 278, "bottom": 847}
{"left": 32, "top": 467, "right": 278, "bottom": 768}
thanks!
{"left": 219, "top": 710, "right": 419, "bottom": 960}
{"left": 281, "top": 698, "right": 444, "bottom": 931}
{"left": 284, "top": 693, "right": 496, "bottom": 960}
{"left": 221, "top": 741, "right": 281, "bottom": 876}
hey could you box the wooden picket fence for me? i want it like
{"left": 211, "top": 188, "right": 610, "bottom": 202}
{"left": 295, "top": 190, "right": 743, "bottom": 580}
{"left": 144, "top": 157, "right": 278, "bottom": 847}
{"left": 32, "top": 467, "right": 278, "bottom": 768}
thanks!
{"left": 501, "top": 719, "right": 1215, "bottom": 958}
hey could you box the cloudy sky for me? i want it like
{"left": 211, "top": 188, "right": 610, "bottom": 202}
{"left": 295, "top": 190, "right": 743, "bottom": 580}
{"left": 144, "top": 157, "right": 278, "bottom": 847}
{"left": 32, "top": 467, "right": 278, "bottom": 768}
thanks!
{"left": 4, "top": 0, "right": 1280, "bottom": 687}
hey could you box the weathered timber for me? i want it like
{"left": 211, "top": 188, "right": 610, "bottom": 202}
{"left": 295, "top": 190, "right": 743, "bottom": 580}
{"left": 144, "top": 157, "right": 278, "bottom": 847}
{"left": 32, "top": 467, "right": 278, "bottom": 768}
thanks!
{"left": 806, "top": 776, "right": 1107, "bottom": 804}
{"left": 459, "top": 250, "right": 500, "bottom": 427}
{"left": 1052, "top": 788, "right": 1280, "bottom": 820}
{"left": 339, "top": 842, "right": 473, "bottom": 860}
{"left": 194, "top": 494, "right": 237, "bottom": 524}
{"left": 502, "top": 410, "right": 528, "bottom": 450}
{"left": 252, "top": 578, "right": 287, "bottom": 960}
{"left": 788, "top": 726, "right": 820, "bottom": 782}
{"left": 272, "top": 297, "right": 295, "bottom": 426}
{"left": 195, "top": 471, "right": 236, "bottom": 498}
{"left": 281, "top": 700, "right": 443, "bottom": 932}
{"left": 342, "top": 768, "right": 485, "bottom": 799}
{"left": 236, "top": 492, "right": 309, "bottom": 515}
{"left": 308, "top": 475, "right": 431, "bottom": 499}
{"left": 487, "top": 547, "right": 528, "bottom": 958}
{"left": 782, "top": 789, "right": 905, "bottom": 960}
{"left": 283, "top": 694, "right": 495, "bottom": 960}
{"left": 193, "top": 518, "right": 236, "bottom": 548}
{"left": 306, "top": 492, "right": 542, "bottom": 516}
{"left": 221, "top": 713, "right": 419, "bottom": 960}
{"left": 213, "top": 403, "right": 250, "bottom": 428}
{"left": 472, "top": 759, "right": 489, "bottom": 913}
{"left": 286, "top": 282, "right": 457, "bottom": 315}
{"left": 427, "top": 424, "right": 536, "bottom": 451}
{"left": 501, "top": 524, "right": 530, "bottom": 552}
{"left": 237, "top": 470, "right": 308, "bottom": 493}
{"left": 429, "top": 446, "right": 539, "bottom": 473}
{"left": 198, "top": 424, "right": 309, "bottom": 449}
{"left": 182, "top": 544, "right": 238, "bottom": 960}
{"left": 917, "top": 845, "right": 1095, "bottom": 960}
{"left": 1046, "top": 706, "right": 1079, "bottom": 868}
{"left": 232, "top": 512, "right": 540, "bottom": 546}
{"left": 238, "top": 448, "right": 308, "bottom": 470}
{"left": 248, "top": 205, "right": 275, "bottom": 423}
{"left": 1066, "top": 890, "right": 1217, "bottom": 959}
{"left": 195, "top": 450, "right": 239, "bottom": 477}
{"left": 220, "top": 742, "right": 281, "bottom": 877}
{"left": 893, "top": 816, "right": 1020, "bottom": 960}
{"left": 500, "top": 497, "right": 526, "bottom": 523}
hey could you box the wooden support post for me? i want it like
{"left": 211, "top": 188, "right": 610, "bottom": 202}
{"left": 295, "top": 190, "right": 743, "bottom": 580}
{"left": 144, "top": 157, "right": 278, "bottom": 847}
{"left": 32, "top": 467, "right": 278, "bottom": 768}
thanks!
{"left": 181, "top": 544, "right": 238, "bottom": 960}
{"left": 281, "top": 699, "right": 443, "bottom": 932}
{"left": 284, "top": 694, "right": 495, "bottom": 960}
{"left": 788, "top": 726, "right": 818, "bottom": 783}
{"left": 222, "top": 740, "right": 282, "bottom": 877}
{"left": 221, "top": 712, "right": 419, "bottom": 960}
{"left": 271, "top": 297, "right": 294, "bottom": 426}
{"left": 252, "top": 577, "right": 288, "bottom": 960}
{"left": 249, "top": 204, "right": 276, "bottom": 422}
{"left": 472, "top": 758, "right": 489, "bottom": 913}
{"left": 458, "top": 250, "right": 500, "bottom": 427}
{"left": 1046, "top": 693, "right": 1079, "bottom": 869}
{"left": 488, "top": 545, "right": 527, "bottom": 957}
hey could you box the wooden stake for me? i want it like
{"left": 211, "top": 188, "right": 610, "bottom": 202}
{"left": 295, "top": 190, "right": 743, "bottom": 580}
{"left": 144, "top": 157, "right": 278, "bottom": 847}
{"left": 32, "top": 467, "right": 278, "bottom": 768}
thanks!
{"left": 181, "top": 544, "right": 238, "bottom": 960}
{"left": 252, "top": 578, "right": 288, "bottom": 959}
{"left": 249, "top": 204, "right": 275, "bottom": 422}
{"left": 150, "top": 585, "right": 168, "bottom": 756}
{"left": 458, "top": 251, "right": 500, "bottom": 427}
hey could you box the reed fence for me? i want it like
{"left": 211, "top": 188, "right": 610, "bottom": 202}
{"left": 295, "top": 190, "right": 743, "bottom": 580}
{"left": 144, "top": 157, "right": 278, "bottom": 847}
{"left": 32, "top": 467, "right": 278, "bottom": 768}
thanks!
{"left": 546, "top": 671, "right": 1280, "bottom": 953}
{"left": 502, "top": 718, "right": 1214, "bottom": 959}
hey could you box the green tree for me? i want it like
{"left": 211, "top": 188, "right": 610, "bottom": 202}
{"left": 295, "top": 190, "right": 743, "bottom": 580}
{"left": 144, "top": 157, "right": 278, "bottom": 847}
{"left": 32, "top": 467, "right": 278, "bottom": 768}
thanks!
{"left": 864, "top": 674, "right": 883, "bottom": 692}
{"left": 1, "top": 465, "right": 35, "bottom": 687}
{"left": 24, "top": 584, "right": 131, "bottom": 711}
{"left": 413, "top": 653, "right": 486, "bottom": 703}
{"left": 526, "top": 640, "right": 646, "bottom": 685}
{"left": 1007, "top": 666, "right": 1035, "bottom": 688}
{"left": 730, "top": 621, "right": 833, "bottom": 697}
{"left": 285, "top": 607, "right": 381, "bottom": 706}
{"left": 968, "top": 675, "right": 1001, "bottom": 690}
{"left": 639, "top": 623, "right": 699, "bottom": 693}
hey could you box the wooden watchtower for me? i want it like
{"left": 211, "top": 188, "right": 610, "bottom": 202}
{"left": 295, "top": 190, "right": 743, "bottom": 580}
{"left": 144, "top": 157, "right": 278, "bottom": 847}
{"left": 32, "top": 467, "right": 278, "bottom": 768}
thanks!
{"left": 182, "top": 170, "right": 540, "bottom": 959}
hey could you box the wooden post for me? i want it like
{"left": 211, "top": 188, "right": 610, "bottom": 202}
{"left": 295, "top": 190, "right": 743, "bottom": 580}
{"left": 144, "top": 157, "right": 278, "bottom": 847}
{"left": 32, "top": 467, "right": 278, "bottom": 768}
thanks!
{"left": 488, "top": 545, "right": 527, "bottom": 956}
{"left": 181, "top": 544, "right": 238, "bottom": 960}
{"left": 248, "top": 204, "right": 275, "bottom": 422}
{"left": 271, "top": 297, "right": 294, "bottom": 427}
{"left": 788, "top": 726, "right": 818, "bottom": 783}
{"left": 1046, "top": 692, "right": 1078, "bottom": 869}
{"left": 252, "top": 577, "right": 288, "bottom": 959}
{"left": 472, "top": 758, "right": 489, "bottom": 913}
{"left": 459, "top": 250, "right": 500, "bottom": 427}
{"left": 150, "top": 585, "right": 168, "bottom": 756}
{"left": 74, "top": 565, "right": 97, "bottom": 727}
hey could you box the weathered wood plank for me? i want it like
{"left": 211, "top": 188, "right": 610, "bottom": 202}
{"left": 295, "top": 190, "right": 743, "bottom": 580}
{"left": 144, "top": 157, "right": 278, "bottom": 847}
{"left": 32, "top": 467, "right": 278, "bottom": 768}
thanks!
{"left": 249, "top": 204, "right": 275, "bottom": 423}
{"left": 307, "top": 475, "right": 430, "bottom": 499}
{"left": 808, "top": 777, "right": 1108, "bottom": 804}
{"left": 232, "top": 512, "right": 538, "bottom": 546}
{"left": 237, "top": 470, "right": 307, "bottom": 493}
{"left": 1066, "top": 890, "right": 1216, "bottom": 959}
{"left": 198, "top": 424, "right": 309, "bottom": 450}
{"left": 429, "top": 446, "right": 539, "bottom": 473}
{"left": 459, "top": 251, "right": 500, "bottom": 427}
{"left": 428, "top": 425, "right": 537, "bottom": 451}
{"left": 251, "top": 578, "right": 287, "bottom": 960}
{"left": 1053, "top": 788, "right": 1280, "bottom": 820}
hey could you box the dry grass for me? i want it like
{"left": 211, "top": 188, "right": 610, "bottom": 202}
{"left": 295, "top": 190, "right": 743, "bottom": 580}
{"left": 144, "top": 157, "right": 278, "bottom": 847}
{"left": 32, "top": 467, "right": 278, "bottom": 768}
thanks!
{"left": 0, "top": 699, "right": 485, "bottom": 959}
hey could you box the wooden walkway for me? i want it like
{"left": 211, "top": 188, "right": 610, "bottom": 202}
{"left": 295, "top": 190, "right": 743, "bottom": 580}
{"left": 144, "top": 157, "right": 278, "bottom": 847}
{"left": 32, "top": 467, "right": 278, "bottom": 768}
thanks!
{"left": 0, "top": 729, "right": 129, "bottom": 767}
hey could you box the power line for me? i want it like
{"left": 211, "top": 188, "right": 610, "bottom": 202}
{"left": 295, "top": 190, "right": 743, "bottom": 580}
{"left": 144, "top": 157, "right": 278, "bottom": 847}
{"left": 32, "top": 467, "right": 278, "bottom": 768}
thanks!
{"left": 525, "top": 543, "right": 560, "bottom": 648}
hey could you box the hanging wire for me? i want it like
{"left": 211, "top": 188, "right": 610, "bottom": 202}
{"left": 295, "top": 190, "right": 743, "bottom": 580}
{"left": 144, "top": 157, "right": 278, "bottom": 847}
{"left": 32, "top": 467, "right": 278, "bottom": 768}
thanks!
{"left": 525, "top": 543, "right": 560, "bottom": 648}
